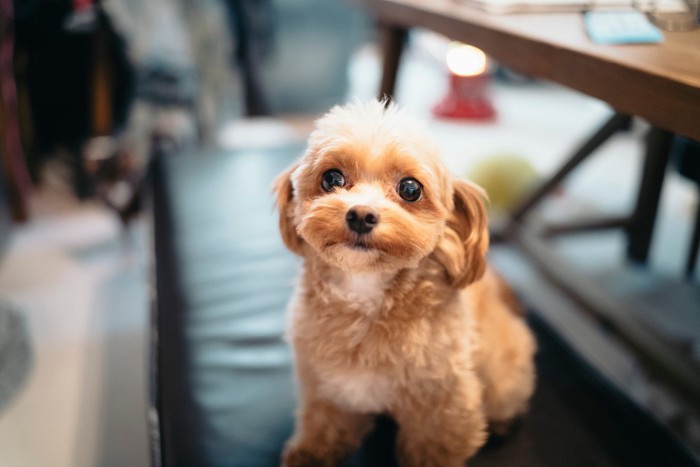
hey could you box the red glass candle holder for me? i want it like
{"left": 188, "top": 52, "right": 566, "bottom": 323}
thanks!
{"left": 433, "top": 72, "right": 496, "bottom": 120}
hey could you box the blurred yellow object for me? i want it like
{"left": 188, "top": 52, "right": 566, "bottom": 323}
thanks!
{"left": 468, "top": 154, "right": 538, "bottom": 213}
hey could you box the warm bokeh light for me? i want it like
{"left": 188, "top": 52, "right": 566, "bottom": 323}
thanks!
{"left": 446, "top": 43, "right": 487, "bottom": 77}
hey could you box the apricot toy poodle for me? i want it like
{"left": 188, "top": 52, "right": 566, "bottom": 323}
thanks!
{"left": 274, "top": 100, "right": 536, "bottom": 467}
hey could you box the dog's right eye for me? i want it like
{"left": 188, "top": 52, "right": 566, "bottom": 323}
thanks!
{"left": 321, "top": 169, "right": 345, "bottom": 192}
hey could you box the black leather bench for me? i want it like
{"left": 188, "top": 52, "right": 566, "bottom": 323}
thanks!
{"left": 148, "top": 145, "right": 698, "bottom": 467}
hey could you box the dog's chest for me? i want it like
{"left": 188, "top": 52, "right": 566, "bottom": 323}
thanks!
{"left": 318, "top": 367, "right": 394, "bottom": 413}
{"left": 302, "top": 272, "right": 399, "bottom": 412}
{"left": 326, "top": 271, "right": 388, "bottom": 313}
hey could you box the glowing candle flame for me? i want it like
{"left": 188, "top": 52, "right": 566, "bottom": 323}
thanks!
{"left": 446, "top": 43, "right": 487, "bottom": 77}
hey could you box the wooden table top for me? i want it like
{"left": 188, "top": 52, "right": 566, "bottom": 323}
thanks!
{"left": 364, "top": 0, "right": 700, "bottom": 141}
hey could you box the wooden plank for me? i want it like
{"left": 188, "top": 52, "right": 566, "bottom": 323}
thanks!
{"left": 541, "top": 215, "right": 631, "bottom": 237}
{"left": 510, "top": 227, "right": 700, "bottom": 408}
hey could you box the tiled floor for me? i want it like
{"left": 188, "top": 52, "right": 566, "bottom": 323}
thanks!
{"left": 0, "top": 190, "right": 150, "bottom": 467}
{"left": 0, "top": 34, "right": 698, "bottom": 466}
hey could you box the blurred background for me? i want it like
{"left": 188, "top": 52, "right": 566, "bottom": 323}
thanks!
{"left": 0, "top": 0, "right": 698, "bottom": 466}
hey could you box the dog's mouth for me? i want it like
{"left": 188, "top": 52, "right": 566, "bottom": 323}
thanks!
{"left": 347, "top": 235, "right": 378, "bottom": 251}
{"left": 352, "top": 242, "right": 372, "bottom": 251}
{"left": 350, "top": 239, "right": 372, "bottom": 251}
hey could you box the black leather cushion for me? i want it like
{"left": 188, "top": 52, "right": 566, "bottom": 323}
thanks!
{"left": 150, "top": 146, "right": 698, "bottom": 467}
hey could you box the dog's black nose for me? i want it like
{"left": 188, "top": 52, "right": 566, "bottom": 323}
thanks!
{"left": 346, "top": 206, "right": 379, "bottom": 234}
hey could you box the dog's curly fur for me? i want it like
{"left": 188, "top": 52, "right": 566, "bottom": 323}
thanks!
{"left": 275, "top": 101, "right": 536, "bottom": 467}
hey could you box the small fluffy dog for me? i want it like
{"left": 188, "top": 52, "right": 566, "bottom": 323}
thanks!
{"left": 274, "top": 100, "right": 536, "bottom": 467}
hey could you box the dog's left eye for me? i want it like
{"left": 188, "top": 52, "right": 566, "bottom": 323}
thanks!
{"left": 321, "top": 169, "right": 346, "bottom": 192}
{"left": 397, "top": 178, "right": 422, "bottom": 202}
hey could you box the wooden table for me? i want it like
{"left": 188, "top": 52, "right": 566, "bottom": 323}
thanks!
{"left": 363, "top": 0, "right": 700, "bottom": 406}
{"left": 369, "top": 0, "right": 700, "bottom": 141}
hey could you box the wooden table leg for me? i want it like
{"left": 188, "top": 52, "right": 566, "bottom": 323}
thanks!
{"left": 626, "top": 127, "right": 674, "bottom": 264}
{"left": 378, "top": 23, "right": 408, "bottom": 102}
{"left": 509, "top": 112, "right": 631, "bottom": 225}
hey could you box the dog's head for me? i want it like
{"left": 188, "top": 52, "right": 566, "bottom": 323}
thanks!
{"left": 274, "top": 100, "right": 488, "bottom": 287}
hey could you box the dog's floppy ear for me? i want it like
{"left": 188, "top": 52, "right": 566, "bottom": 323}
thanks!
{"left": 434, "top": 178, "right": 489, "bottom": 288}
{"left": 273, "top": 163, "right": 304, "bottom": 255}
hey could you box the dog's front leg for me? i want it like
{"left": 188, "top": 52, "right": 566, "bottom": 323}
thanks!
{"left": 392, "top": 374, "right": 487, "bottom": 467}
{"left": 283, "top": 389, "right": 374, "bottom": 467}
